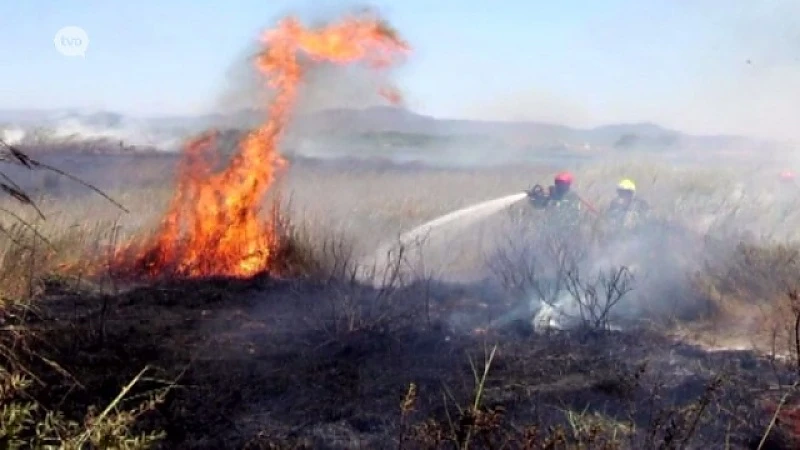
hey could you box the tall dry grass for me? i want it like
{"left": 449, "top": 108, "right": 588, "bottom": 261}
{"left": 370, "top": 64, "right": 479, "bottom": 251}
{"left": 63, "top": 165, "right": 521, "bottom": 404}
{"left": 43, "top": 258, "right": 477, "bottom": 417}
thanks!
{"left": 0, "top": 141, "right": 177, "bottom": 448}
{"left": 0, "top": 147, "right": 797, "bottom": 447}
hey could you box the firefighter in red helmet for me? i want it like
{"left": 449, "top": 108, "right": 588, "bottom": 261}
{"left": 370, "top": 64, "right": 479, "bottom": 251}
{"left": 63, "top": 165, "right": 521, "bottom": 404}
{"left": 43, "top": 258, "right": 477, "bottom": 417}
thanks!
{"left": 779, "top": 170, "right": 796, "bottom": 184}
{"left": 527, "top": 171, "right": 582, "bottom": 211}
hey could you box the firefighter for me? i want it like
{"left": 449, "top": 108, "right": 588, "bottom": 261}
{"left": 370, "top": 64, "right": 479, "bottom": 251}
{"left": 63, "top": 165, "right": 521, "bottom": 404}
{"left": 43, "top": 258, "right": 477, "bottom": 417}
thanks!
{"left": 772, "top": 170, "right": 797, "bottom": 220}
{"left": 523, "top": 171, "right": 587, "bottom": 236}
{"left": 527, "top": 171, "right": 582, "bottom": 211}
{"left": 607, "top": 178, "right": 650, "bottom": 228}
{"left": 779, "top": 170, "right": 796, "bottom": 185}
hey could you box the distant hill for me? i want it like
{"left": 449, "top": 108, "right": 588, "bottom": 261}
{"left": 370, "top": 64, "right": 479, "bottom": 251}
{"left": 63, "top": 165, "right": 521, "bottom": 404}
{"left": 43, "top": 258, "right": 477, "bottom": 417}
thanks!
{"left": 289, "top": 106, "right": 767, "bottom": 155}
{"left": 0, "top": 106, "right": 784, "bottom": 162}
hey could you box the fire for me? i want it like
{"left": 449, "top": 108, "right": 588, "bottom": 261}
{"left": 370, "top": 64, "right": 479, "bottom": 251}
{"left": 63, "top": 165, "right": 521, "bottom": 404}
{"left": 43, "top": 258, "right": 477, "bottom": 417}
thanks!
{"left": 113, "top": 13, "right": 409, "bottom": 279}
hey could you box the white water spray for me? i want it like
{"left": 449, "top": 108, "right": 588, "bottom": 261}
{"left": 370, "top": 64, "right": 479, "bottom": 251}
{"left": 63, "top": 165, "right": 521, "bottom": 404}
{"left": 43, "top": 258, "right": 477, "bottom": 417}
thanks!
{"left": 395, "top": 192, "right": 528, "bottom": 246}
{"left": 363, "top": 192, "right": 528, "bottom": 284}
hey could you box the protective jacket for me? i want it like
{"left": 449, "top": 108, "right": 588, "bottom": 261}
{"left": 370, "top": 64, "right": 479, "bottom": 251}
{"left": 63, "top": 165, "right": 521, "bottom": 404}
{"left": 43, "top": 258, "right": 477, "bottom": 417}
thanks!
{"left": 607, "top": 197, "right": 650, "bottom": 229}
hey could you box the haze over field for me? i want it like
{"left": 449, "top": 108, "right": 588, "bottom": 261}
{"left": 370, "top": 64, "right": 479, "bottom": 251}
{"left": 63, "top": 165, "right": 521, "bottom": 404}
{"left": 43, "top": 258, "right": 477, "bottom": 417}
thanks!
{"left": 0, "top": 106, "right": 790, "bottom": 168}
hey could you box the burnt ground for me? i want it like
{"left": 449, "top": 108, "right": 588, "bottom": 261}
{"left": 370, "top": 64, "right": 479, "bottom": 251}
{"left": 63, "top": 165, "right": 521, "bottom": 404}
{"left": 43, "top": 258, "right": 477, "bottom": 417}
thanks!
{"left": 11, "top": 274, "right": 800, "bottom": 450}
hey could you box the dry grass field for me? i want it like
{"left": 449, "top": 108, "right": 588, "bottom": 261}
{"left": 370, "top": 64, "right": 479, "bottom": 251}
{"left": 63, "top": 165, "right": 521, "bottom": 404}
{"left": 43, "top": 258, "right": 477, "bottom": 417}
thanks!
{"left": 0, "top": 146, "right": 800, "bottom": 449}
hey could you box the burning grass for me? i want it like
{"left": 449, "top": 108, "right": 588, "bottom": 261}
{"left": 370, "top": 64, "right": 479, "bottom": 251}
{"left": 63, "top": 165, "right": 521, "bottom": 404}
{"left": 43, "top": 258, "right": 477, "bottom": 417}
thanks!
{"left": 111, "top": 13, "right": 409, "bottom": 281}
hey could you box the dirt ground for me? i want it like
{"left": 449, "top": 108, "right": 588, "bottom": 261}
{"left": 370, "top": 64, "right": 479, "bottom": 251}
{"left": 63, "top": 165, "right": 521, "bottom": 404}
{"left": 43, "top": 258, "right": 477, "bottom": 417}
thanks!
{"left": 15, "top": 272, "right": 797, "bottom": 450}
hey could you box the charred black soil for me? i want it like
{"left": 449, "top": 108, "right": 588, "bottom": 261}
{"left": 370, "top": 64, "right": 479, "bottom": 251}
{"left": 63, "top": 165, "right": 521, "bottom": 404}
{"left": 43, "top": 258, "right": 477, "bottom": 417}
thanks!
{"left": 8, "top": 274, "right": 798, "bottom": 450}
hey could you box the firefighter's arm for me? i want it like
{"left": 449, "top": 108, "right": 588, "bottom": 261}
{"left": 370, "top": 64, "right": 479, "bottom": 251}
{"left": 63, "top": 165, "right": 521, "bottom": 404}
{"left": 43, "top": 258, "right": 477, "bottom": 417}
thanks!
{"left": 531, "top": 196, "right": 549, "bottom": 209}
{"left": 527, "top": 184, "right": 549, "bottom": 208}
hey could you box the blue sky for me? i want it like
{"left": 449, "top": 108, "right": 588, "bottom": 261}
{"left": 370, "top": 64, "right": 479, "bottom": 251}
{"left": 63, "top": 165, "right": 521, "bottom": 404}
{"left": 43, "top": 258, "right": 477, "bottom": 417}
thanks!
{"left": 1, "top": 0, "right": 799, "bottom": 139}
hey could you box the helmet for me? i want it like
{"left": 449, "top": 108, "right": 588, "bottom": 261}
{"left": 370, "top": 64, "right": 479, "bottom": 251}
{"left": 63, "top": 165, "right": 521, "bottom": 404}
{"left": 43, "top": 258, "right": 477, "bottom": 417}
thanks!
{"left": 617, "top": 179, "right": 636, "bottom": 192}
{"left": 554, "top": 171, "right": 573, "bottom": 184}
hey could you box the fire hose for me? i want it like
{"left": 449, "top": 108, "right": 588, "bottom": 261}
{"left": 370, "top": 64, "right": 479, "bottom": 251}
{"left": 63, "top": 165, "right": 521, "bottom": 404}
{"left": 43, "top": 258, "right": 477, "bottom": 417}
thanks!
{"left": 526, "top": 184, "right": 598, "bottom": 215}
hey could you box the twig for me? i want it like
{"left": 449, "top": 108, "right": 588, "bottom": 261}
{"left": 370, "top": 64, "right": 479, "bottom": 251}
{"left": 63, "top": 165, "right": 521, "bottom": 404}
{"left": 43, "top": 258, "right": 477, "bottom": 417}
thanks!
{"left": 758, "top": 380, "right": 800, "bottom": 450}
{"left": 0, "top": 139, "right": 128, "bottom": 213}
{"left": 29, "top": 160, "right": 129, "bottom": 213}
{"left": 73, "top": 365, "right": 151, "bottom": 447}
{"left": 0, "top": 206, "right": 53, "bottom": 248}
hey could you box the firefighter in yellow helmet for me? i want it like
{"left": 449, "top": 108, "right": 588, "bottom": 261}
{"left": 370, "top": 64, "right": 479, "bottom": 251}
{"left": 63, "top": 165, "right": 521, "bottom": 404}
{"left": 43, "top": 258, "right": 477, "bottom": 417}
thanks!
{"left": 607, "top": 178, "right": 650, "bottom": 228}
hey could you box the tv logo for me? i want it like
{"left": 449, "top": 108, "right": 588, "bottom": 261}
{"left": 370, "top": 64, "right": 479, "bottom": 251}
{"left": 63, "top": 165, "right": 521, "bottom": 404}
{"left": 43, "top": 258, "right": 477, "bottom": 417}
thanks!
{"left": 54, "top": 26, "right": 89, "bottom": 57}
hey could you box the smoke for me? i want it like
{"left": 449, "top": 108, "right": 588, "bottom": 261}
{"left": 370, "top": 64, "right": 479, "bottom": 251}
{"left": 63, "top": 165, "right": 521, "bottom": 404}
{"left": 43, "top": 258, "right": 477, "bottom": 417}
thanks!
{"left": 213, "top": 4, "right": 404, "bottom": 126}
{"left": 213, "top": 41, "right": 269, "bottom": 117}
{"left": 368, "top": 157, "right": 800, "bottom": 336}
{"left": 0, "top": 116, "right": 183, "bottom": 151}
{"left": 0, "top": 127, "right": 25, "bottom": 145}
{"left": 462, "top": 89, "right": 592, "bottom": 128}
{"left": 470, "top": 208, "right": 704, "bottom": 332}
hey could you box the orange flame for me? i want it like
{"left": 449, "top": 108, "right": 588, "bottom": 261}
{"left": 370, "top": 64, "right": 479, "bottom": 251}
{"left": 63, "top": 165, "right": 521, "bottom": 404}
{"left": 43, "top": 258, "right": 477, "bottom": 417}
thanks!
{"left": 113, "top": 14, "right": 409, "bottom": 279}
